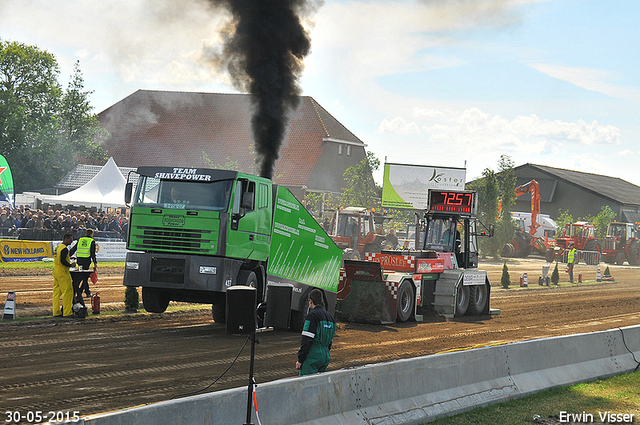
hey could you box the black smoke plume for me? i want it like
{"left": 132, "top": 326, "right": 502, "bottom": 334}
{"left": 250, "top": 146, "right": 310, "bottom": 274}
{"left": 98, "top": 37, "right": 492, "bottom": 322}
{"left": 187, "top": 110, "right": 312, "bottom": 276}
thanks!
{"left": 211, "top": 0, "right": 318, "bottom": 179}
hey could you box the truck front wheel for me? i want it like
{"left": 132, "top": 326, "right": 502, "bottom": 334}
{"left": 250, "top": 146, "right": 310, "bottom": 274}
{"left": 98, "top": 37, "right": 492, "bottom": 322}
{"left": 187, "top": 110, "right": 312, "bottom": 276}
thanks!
{"left": 396, "top": 281, "right": 415, "bottom": 322}
{"left": 142, "top": 287, "right": 169, "bottom": 313}
{"left": 212, "top": 301, "right": 225, "bottom": 324}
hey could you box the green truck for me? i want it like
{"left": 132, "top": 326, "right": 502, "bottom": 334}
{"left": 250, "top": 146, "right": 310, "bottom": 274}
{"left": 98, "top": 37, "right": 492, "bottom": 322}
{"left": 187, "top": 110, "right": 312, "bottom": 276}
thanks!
{"left": 123, "top": 167, "right": 342, "bottom": 330}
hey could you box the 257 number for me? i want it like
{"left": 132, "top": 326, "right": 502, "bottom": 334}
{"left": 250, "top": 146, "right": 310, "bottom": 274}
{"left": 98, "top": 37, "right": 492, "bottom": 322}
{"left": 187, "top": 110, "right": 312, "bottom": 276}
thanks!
{"left": 443, "top": 192, "right": 472, "bottom": 206}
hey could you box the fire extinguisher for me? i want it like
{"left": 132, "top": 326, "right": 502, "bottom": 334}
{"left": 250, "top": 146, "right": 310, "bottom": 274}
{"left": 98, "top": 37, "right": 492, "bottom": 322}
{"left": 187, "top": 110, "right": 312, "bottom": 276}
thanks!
{"left": 92, "top": 292, "right": 101, "bottom": 314}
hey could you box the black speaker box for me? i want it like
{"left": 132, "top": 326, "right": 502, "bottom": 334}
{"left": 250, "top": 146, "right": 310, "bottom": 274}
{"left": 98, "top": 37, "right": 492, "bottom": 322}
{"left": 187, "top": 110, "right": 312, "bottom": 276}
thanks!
{"left": 264, "top": 283, "right": 292, "bottom": 329}
{"left": 226, "top": 286, "right": 257, "bottom": 334}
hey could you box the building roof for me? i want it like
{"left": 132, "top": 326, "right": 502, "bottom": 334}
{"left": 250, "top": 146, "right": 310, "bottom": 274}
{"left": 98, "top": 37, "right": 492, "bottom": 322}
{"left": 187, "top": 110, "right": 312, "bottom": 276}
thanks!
{"left": 516, "top": 163, "right": 640, "bottom": 207}
{"left": 56, "top": 164, "right": 137, "bottom": 190}
{"left": 97, "top": 90, "right": 364, "bottom": 188}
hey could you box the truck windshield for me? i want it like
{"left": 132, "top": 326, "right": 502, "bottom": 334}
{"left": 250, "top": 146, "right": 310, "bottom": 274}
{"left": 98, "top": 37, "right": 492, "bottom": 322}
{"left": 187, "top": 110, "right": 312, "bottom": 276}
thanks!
{"left": 134, "top": 176, "right": 234, "bottom": 212}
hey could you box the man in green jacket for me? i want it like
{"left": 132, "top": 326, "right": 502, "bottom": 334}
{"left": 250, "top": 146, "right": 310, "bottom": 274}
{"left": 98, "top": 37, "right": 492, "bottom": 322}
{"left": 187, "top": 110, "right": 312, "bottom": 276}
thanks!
{"left": 567, "top": 242, "right": 576, "bottom": 283}
{"left": 296, "top": 289, "right": 336, "bottom": 376}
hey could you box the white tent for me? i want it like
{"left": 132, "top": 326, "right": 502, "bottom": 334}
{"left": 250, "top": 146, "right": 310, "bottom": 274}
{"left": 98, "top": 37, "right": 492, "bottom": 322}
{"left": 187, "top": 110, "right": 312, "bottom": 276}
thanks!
{"left": 38, "top": 157, "right": 127, "bottom": 209}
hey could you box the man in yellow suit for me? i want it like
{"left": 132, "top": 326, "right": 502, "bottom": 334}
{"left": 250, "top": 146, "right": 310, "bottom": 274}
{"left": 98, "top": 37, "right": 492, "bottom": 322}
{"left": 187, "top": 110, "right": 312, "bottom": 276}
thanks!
{"left": 53, "top": 233, "right": 76, "bottom": 317}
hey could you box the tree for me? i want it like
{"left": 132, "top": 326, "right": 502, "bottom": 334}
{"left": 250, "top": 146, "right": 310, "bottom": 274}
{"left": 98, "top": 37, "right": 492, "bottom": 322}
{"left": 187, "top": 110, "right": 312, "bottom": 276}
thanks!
{"left": 468, "top": 167, "right": 499, "bottom": 257}
{"left": 555, "top": 209, "right": 574, "bottom": 235}
{"left": 501, "top": 261, "right": 510, "bottom": 289}
{"left": 551, "top": 262, "right": 560, "bottom": 285}
{"left": 0, "top": 41, "right": 106, "bottom": 192}
{"left": 468, "top": 155, "right": 517, "bottom": 258}
{"left": 583, "top": 205, "right": 616, "bottom": 239}
{"left": 493, "top": 155, "right": 517, "bottom": 257}
{"left": 340, "top": 151, "right": 381, "bottom": 209}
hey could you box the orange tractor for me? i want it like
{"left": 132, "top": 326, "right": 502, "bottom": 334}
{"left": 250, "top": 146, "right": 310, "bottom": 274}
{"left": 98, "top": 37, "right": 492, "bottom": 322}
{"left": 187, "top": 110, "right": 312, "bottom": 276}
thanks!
{"left": 600, "top": 222, "right": 640, "bottom": 265}
{"left": 548, "top": 221, "right": 602, "bottom": 264}
{"left": 329, "top": 207, "right": 389, "bottom": 260}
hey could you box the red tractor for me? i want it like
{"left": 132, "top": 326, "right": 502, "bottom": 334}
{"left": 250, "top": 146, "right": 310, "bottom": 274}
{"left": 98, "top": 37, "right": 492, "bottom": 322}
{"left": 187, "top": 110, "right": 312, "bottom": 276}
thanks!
{"left": 547, "top": 221, "right": 602, "bottom": 265}
{"left": 600, "top": 222, "right": 640, "bottom": 265}
{"left": 329, "top": 207, "right": 388, "bottom": 260}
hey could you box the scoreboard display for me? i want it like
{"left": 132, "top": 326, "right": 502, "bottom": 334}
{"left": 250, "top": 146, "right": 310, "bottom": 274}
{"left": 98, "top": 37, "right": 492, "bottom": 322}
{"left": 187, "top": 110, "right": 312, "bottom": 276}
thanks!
{"left": 427, "top": 190, "right": 477, "bottom": 215}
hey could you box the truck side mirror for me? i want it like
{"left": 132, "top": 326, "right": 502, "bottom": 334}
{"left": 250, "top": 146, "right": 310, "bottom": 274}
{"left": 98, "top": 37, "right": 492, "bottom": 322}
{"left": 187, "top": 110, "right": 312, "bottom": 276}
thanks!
{"left": 124, "top": 182, "right": 133, "bottom": 204}
{"left": 242, "top": 192, "right": 254, "bottom": 210}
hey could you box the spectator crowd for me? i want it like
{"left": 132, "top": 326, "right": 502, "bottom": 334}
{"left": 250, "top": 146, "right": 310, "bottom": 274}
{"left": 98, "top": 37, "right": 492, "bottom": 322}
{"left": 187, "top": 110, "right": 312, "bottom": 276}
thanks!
{"left": 0, "top": 206, "right": 128, "bottom": 241}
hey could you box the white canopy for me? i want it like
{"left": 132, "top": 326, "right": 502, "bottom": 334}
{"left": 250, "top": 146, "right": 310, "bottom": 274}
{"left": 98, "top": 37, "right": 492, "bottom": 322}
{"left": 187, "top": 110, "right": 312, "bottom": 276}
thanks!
{"left": 38, "top": 157, "right": 127, "bottom": 209}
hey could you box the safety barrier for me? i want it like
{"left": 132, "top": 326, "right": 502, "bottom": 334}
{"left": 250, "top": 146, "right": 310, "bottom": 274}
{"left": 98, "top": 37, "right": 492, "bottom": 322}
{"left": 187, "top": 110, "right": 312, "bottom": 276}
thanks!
{"left": 73, "top": 325, "right": 640, "bottom": 425}
{"left": 560, "top": 249, "right": 601, "bottom": 266}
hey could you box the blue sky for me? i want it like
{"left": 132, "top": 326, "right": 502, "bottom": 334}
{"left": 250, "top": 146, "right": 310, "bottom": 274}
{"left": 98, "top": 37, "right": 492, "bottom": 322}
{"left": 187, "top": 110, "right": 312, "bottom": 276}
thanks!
{"left": 1, "top": 0, "right": 639, "bottom": 186}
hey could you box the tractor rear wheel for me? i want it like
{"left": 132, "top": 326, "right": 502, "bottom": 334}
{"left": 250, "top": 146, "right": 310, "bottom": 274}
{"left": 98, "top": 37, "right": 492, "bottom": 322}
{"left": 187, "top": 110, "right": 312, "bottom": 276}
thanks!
{"left": 628, "top": 241, "right": 640, "bottom": 266}
{"left": 545, "top": 248, "right": 555, "bottom": 263}
{"left": 396, "top": 281, "right": 415, "bottom": 322}
{"left": 454, "top": 284, "right": 470, "bottom": 317}
{"left": 584, "top": 239, "right": 602, "bottom": 265}
{"left": 467, "top": 284, "right": 488, "bottom": 316}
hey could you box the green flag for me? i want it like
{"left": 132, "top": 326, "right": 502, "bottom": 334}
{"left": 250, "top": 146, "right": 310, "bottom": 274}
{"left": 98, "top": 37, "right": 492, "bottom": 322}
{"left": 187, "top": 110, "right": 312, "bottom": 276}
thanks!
{"left": 0, "top": 155, "right": 15, "bottom": 209}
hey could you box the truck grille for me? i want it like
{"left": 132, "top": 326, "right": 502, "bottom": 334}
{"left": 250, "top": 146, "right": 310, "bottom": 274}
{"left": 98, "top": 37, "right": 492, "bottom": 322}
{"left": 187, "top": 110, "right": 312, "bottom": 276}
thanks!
{"left": 151, "top": 257, "right": 185, "bottom": 284}
{"left": 132, "top": 226, "right": 213, "bottom": 254}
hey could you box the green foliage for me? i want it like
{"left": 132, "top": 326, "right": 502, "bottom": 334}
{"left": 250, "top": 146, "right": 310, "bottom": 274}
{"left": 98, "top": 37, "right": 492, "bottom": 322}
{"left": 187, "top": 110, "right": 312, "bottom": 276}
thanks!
{"left": 501, "top": 261, "right": 510, "bottom": 288}
{"left": 555, "top": 209, "right": 574, "bottom": 235}
{"left": 551, "top": 262, "right": 560, "bottom": 284}
{"left": 124, "top": 286, "right": 139, "bottom": 312}
{"left": 583, "top": 205, "right": 617, "bottom": 239}
{"left": 470, "top": 156, "right": 516, "bottom": 258}
{"left": 0, "top": 41, "right": 107, "bottom": 192}
{"left": 340, "top": 151, "right": 381, "bottom": 210}
{"left": 428, "top": 370, "right": 640, "bottom": 425}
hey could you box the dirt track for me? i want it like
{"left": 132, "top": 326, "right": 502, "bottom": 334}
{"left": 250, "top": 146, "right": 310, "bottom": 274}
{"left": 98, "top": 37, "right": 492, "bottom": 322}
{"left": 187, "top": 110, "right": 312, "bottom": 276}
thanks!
{"left": 0, "top": 258, "right": 639, "bottom": 421}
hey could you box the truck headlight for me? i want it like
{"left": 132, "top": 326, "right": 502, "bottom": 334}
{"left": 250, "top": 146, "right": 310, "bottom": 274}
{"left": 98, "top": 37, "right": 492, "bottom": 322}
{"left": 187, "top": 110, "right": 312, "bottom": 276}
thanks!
{"left": 125, "top": 262, "right": 140, "bottom": 270}
{"left": 199, "top": 266, "right": 217, "bottom": 275}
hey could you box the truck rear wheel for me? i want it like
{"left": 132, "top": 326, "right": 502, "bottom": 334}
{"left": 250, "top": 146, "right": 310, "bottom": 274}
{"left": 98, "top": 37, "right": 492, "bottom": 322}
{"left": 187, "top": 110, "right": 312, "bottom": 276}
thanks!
{"left": 396, "top": 281, "right": 414, "bottom": 322}
{"left": 141, "top": 287, "right": 169, "bottom": 313}
{"left": 455, "top": 285, "right": 470, "bottom": 317}
{"left": 467, "top": 284, "right": 488, "bottom": 316}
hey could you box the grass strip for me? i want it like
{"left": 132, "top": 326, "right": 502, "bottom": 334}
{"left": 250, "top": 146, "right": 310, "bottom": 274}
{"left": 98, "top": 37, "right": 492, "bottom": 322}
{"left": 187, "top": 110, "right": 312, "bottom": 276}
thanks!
{"left": 427, "top": 370, "right": 640, "bottom": 424}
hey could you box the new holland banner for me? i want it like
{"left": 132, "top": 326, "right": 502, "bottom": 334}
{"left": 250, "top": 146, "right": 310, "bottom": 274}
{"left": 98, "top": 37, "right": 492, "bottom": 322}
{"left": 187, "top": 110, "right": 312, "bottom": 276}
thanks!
{"left": 0, "top": 240, "right": 53, "bottom": 262}
{"left": 0, "top": 154, "right": 15, "bottom": 209}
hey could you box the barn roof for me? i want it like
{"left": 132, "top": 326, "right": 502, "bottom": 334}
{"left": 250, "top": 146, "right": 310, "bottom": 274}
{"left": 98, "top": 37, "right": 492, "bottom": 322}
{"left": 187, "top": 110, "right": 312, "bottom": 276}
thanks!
{"left": 97, "top": 90, "right": 364, "bottom": 188}
{"left": 516, "top": 163, "right": 640, "bottom": 207}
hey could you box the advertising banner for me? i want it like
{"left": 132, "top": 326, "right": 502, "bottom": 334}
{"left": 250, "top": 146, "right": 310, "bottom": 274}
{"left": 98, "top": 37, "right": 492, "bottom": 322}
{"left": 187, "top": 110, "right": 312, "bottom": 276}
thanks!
{"left": 382, "top": 163, "right": 466, "bottom": 210}
{"left": 268, "top": 186, "right": 342, "bottom": 292}
{"left": 0, "top": 240, "right": 52, "bottom": 262}
{"left": 0, "top": 154, "right": 15, "bottom": 209}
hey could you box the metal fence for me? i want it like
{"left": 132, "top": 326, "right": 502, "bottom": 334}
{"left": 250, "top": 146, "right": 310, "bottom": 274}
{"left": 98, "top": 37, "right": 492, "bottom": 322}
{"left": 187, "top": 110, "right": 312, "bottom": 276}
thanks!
{"left": 559, "top": 249, "right": 601, "bottom": 266}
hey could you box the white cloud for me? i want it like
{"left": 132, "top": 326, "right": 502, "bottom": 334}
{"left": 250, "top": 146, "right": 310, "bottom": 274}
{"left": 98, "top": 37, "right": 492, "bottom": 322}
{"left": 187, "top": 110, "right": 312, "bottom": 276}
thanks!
{"left": 411, "top": 107, "right": 620, "bottom": 147}
{"left": 528, "top": 62, "right": 640, "bottom": 105}
{"left": 378, "top": 117, "right": 421, "bottom": 134}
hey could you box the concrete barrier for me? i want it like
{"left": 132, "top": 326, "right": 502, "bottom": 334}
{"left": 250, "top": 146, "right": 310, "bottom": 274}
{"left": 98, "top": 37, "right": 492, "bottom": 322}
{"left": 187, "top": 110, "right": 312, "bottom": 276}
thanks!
{"left": 74, "top": 325, "right": 640, "bottom": 425}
